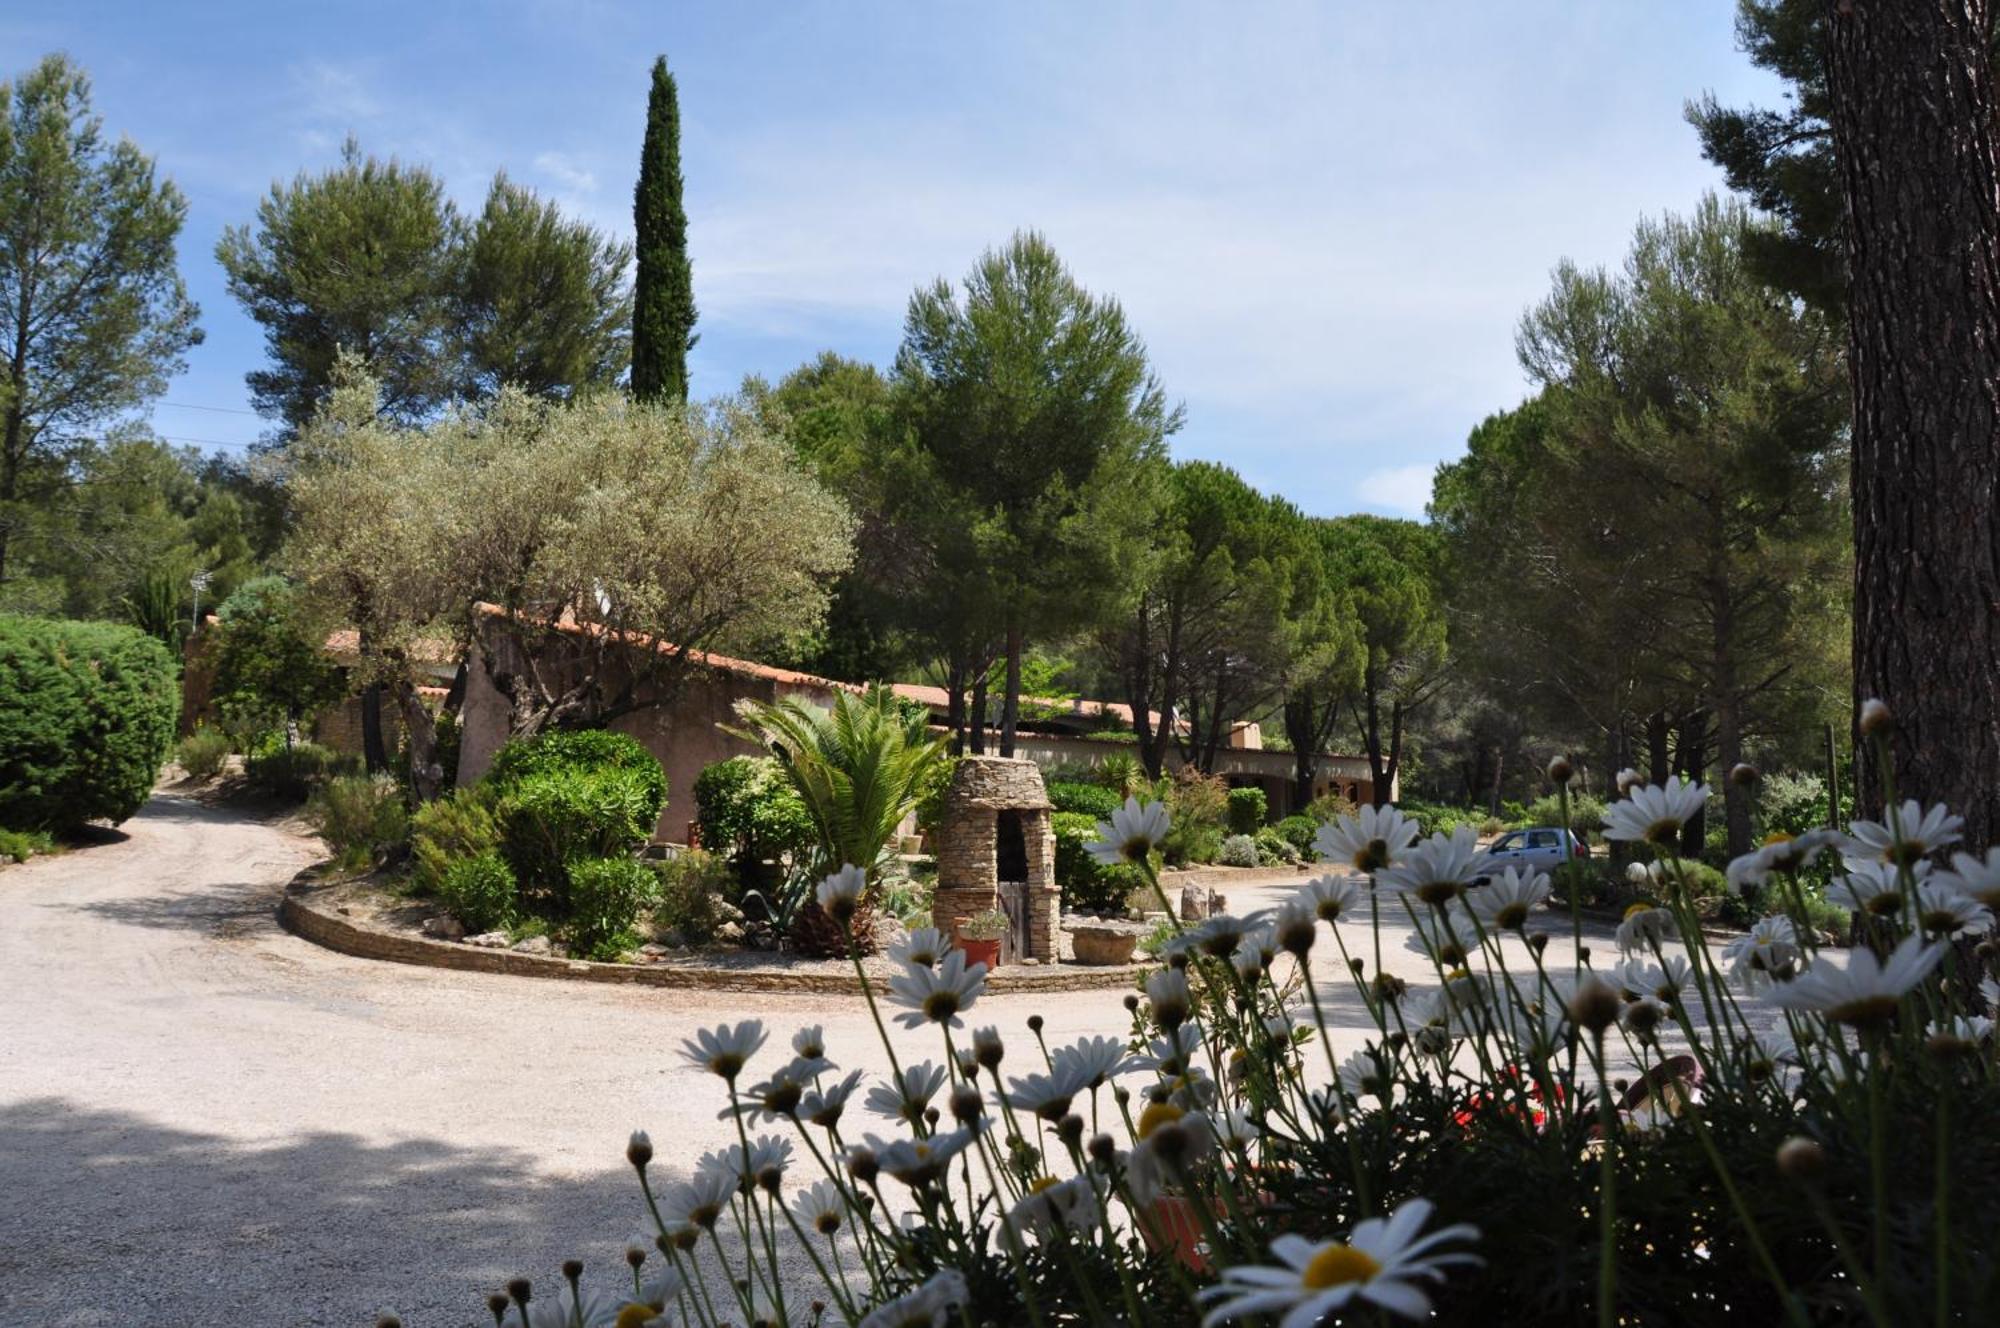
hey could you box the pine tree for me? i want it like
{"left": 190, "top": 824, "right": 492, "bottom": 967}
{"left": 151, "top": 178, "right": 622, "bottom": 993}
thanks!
{"left": 630, "top": 56, "right": 696, "bottom": 403}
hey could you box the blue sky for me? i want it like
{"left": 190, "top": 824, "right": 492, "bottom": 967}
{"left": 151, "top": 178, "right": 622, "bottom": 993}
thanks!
{"left": 4, "top": 1, "right": 1779, "bottom": 518}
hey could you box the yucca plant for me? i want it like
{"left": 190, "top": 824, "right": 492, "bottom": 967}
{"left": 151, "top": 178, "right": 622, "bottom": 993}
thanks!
{"left": 729, "top": 686, "right": 948, "bottom": 955}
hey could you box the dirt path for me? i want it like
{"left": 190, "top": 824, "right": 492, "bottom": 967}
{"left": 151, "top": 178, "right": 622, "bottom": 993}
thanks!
{"left": 0, "top": 790, "right": 1622, "bottom": 1327}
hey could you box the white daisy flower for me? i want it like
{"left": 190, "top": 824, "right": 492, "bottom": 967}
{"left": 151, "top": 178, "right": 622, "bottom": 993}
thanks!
{"left": 791, "top": 1024, "right": 829, "bottom": 1061}
{"left": 799, "top": 1068, "right": 864, "bottom": 1129}
{"left": 1298, "top": 874, "right": 1365, "bottom": 922}
{"left": 1378, "top": 826, "right": 1494, "bottom": 907}
{"left": 724, "top": 1055, "right": 829, "bottom": 1124}
{"left": 1929, "top": 1014, "right": 1995, "bottom": 1052}
{"left": 1773, "top": 934, "right": 1945, "bottom": 1026}
{"left": 1614, "top": 904, "right": 1674, "bottom": 956}
{"left": 1128, "top": 1023, "right": 1205, "bottom": 1076}
{"left": 1088, "top": 795, "right": 1171, "bottom": 866}
{"left": 815, "top": 863, "right": 868, "bottom": 924}
{"left": 656, "top": 1169, "right": 736, "bottom": 1231}
{"left": 1601, "top": 776, "right": 1708, "bottom": 847}
{"left": 1145, "top": 968, "right": 1192, "bottom": 1028}
{"left": 890, "top": 926, "right": 950, "bottom": 970}
{"left": 1198, "top": 1197, "right": 1482, "bottom": 1324}
{"left": 1161, "top": 911, "right": 1264, "bottom": 961}
{"left": 1844, "top": 800, "right": 1963, "bottom": 870}
{"left": 1209, "top": 1108, "right": 1263, "bottom": 1148}
{"left": 1942, "top": 847, "right": 2000, "bottom": 908}
{"left": 886, "top": 948, "right": 987, "bottom": 1028}
{"left": 1608, "top": 955, "right": 1691, "bottom": 1004}
{"left": 856, "top": 1270, "right": 969, "bottom": 1328}
{"left": 1004, "top": 1059, "right": 1093, "bottom": 1121}
{"left": 1336, "top": 1047, "right": 1395, "bottom": 1102}
{"left": 864, "top": 1061, "right": 949, "bottom": 1123}
{"left": 1832, "top": 860, "right": 1923, "bottom": 919}
{"left": 700, "top": 1135, "right": 793, "bottom": 1191}
{"left": 866, "top": 1124, "right": 985, "bottom": 1188}
{"left": 1052, "top": 1034, "right": 1130, "bottom": 1090}
{"left": 678, "top": 1020, "right": 768, "bottom": 1081}
{"left": 1314, "top": 804, "right": 1423, "bottom": 875}
{"left": 1003, "top": 1174, "right": 1102, "bottom": 1244}
{"left": 790, "top": 1179, "right": 848, "bottom": 1236}
{"left": 1462, "top": 866, "right": 1552, "bottom": 933}
{"left": 1914, "top": 881, "right": 1991, "bottom": 937}
{"left": 498, "top": 1285, "right": 626, "bottom": 1328}
{"left": 1720, "top": 916, "right": 1802, "bottom": 990}
{"left": 1726, "top": 829, "right": 1841, "bottom": 892}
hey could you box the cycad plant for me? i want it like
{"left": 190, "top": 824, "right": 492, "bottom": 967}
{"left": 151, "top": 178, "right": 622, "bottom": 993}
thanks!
{"left": 730, "top": 685, "right": 947, "bottom": 954}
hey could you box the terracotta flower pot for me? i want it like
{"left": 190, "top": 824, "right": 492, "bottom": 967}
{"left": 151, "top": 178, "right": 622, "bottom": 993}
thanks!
{"left": 959, "top": 937, "right": 1001, "bottom": 969}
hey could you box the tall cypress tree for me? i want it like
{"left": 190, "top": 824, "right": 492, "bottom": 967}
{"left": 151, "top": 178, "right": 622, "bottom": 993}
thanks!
{"left": 631, "top": 56, "right": 696, "bottom": 403}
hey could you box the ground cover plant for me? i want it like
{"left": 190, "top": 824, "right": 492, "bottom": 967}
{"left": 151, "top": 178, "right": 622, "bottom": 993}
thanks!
{"left": 411, "top": 705, "right": 2000, "bottom": 1327}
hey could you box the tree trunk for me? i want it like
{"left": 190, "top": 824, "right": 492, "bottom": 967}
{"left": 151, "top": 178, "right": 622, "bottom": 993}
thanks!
{"left": 968, "top": 672, "right": 988, "bottom": 755}
{"left": 1646, "top": 711, "right": 1671, "bottom": 786}
{"left": 944, "top": 662, "right": 967, "bottom": 758}
{"left": 395, "top": 680, "right": 444, "bottom": 803}
{"left": 999, "top": 624, "right": 1023, "bottom": 758}
{"left": 1828, "top": 0, "right": 2000, "bottom": 841}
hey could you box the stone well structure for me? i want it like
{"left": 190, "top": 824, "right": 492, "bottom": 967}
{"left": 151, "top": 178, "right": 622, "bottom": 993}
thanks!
{"left": 931, "top": 756, "right": 1059, "bottom": 963}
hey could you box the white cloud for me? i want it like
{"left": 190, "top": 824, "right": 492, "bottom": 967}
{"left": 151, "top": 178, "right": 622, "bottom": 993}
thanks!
{"left": 532, "top": 151, "right": 598, "bottom": 196}
{"left": 1357, "top": 463, "right": 1438, "bottom": 516}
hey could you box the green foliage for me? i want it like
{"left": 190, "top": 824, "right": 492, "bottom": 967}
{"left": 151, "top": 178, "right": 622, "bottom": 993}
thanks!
{"left": 1225, "top": 786, "right": 1268, "bottom": 834}
{"left": 0, "top": 55, "right": 203, "bottom": 596}
{"left": 693, "top": 756, "right": 815, "bottom": 878}
{"left": 563, "top": 855, "right": 659, "bottom": 959}
{"left": 0, "top": 826, "right": 53, "bottom": 862}
{"left": 651, "top": 849, "right": 733, "bottom": 943}
{"left": 631, "top": 56, "right": 697, "bottom": 404}
{"left": 488, "top": 729, "right": 667, "bottom": 812}
{"left": 496, "top": 766, "right": 661, "bottom": 895}
{"left": 1161, "top": 767, "right": 1228, "bottom": 866}
{"left": 1524, "top": 791, "right": 1606, "bottom": 834}
{"left": 1757, "top": 771, "right": 1838, "bottom": 838}
{"left": 0, "top": 614, "right": 178, "bottom": 830}
{"left": 1274, "top": 814, "right": 1319, "bottom": 860}
{"left": 1254, "top": 826, "right": 1300, "bottom": 866}
{"left": 1090, "top": 753, "right": 1149, "bottom": 797}
{"left": 244, "top": 739, "right": 351, "bottom": 801}
{"left": 1396, "top": 799, "right": 1484, "bottom": 837}
{"left": 437, "top": 851, "right": 515, "bottom": 933}
{"left": 1218, "top": 833, "right": 1260, "bottom": 868}
{"left": 174, "top": 726, "right": 230, "bottom": 779}
{"left": 1047, "top": 781, "right": 1121, "bottom": 821}
{"left": 410, "top": 786, "right": 501, "bottom": 895}
{"left": 310, "top": 773, "right": 408, "bottom": 872}
{"left": 1550, "top": 858, "right": 1615, "bottom": 909}
{"left": 208, "top": 576, "right": 345, "bottom": 734}
{"left": 1052, "top": 810, "right": 1144, "bottom": 913}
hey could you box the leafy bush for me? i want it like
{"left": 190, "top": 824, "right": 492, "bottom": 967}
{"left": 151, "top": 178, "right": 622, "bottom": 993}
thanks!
{"left": 1758, "top": 771, "right": 1838, "bottom": 838}
{"left": 564, "top": 855, "right": 659, "bottom": 959}
{"left": 311, "top": 774, "right": 409, "bottom": 871}
{"left": 1090, "top": 752, "right": 1149, "bottom": 796}
{"left": 207, "top": 577, "right": 345, "bottom": 736}
{"left": 437, "top": 851, "right": 515, "bottom": 933}
{"left": 1398, "top": 799, "right": 1485, "bottom": 837}
{"left": 651, "top": 850, "right": 734, "bottom": 943}
{"left": 1047, "top": 780, "right": 1121, "bottom": 820}
{"left": 1052, "top": 809, "right": 1145, "bottom": 912}
{"left": 487, "top": 728, "right": 667, "bottom": 812}
{"left": 0, "top": 827, "right": 54, "bottom": 862}
{"left": 1305, "top": 790, "right": 1354, "bottom": 823}
{"left": 0, "top": 614, "right": 180, "bottom": 831}
{"left": 1226, "top": 786, "right": 1268, "bottom": 834}
{"left": 1550, "top": 858, "right": 1615, "bottom": 908}
{"left": 245, "top": 739, "right": 352, "bottom": 801}
{"left": 1274, "top": 814, "right": 1318, "bottom": 860}
{"left": 497, "top": 766, "right": 662, "bottom": 896}
{"left": 1162, "top": 767, "right": 1228, "bottom": 866}
{"left": 175, "top": 727, "right": 231, "bottom": 779}
{"left": 694, "top": 756, "right": 815, "bottom": 881}
{"left": 410, "top": 787, "right": 502, "bottom": 895}
{"left": 1254, "top": 826, "right": 1299, "bottom": 866}
{"left": 1524, "top": 791, "right": 1607, "bottom": 834}
{"left": 1218, "top": 832, "right": 1260, "bottom": 867}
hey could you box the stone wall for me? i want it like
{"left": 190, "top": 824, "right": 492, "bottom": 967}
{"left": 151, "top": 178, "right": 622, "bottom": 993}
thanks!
{"left": 932, "top": 757, "right": 1060, "bottom": 961}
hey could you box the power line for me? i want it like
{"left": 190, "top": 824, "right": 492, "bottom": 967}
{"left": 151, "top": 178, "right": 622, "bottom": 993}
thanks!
{"left": 156, "top": 399, "right": 262, "bottom": 417}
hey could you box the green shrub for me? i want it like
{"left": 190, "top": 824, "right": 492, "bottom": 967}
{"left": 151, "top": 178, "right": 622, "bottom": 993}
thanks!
{"left": 175, "top": 727, "right": 231, "bottom": 779}
{"left": 410, "top": 787, "right": 502, "bottom": 894}
{"left": 245, "top": 739, "right": 352, "bottom": 801}
{"left": 487, "top": 729, "right": 667, "bottom": 811}
{"left": 311, "top": 774, "right": 409, "bottom": 871}
{"left": 1254, "top": 826, "right": 1299, "bottom": 866}
{"left": 1226, "top": 786, "right": 1268, "bottom": 834}
{"left": 1758, "top": 771, "right": 1839, "bottom": 838}
{"left": 1524, "top": 791, "right": 1607, "bottom": 834}
{"left": 0, "top": 827, "right": 54, "bottom": 862}
{"left": 498, "top": 766, "right": 661, "bottom": 896}
{"left": 694, "top": 756, "right": 815, "bottom": 878}
{"left": 652, "top": 849, "right": 736, "bottom": 942}
{"left": 0, "top": 614, "right": 179, "bottom": 831}
{"left": 1052, "top": 809, "right": 1146, "bottom": 912}
{"left": 1305, "top": 791, "right": 1354, "bottom": 823}
{"left": 1162, "top": 768, "right": 1228, "bottom": 866}
{"left": 1550, "top": 858, "right": 1614, "bottom": 908}
{"left": 1090, "top": 753, "right": 1149, "bottom": 797}
{"left": 1274, "top": 814, "right": 1319, "bottom": 860}
{"left": 208, "top": 577, "right": 345, "bottom": 737}
{"left": 1398, "top": 799, "right": 1485, "bottom": 837}
{"left": 1048, "top": 780, "right": 1121, "bottom": 820}
{"left": 437, "top": 851, "right": 516, "bottom": 932}
{"left": 1218, "top": 833, "right": 1259, "bottom": 867}
{"left": 565, "top": 855, "right": 659, "bottom": 959}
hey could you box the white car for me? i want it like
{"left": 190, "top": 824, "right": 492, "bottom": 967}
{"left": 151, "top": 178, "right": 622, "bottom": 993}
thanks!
{"left": 1478, "top": 826, "right": 1589, "bottom": 883}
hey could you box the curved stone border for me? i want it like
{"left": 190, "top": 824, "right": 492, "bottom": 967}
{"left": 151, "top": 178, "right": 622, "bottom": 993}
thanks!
{"left": 278, "top": 874, "right": 1149, "bottom": 996}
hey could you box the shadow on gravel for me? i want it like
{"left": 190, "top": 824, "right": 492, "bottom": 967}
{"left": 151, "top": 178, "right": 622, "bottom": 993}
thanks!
{"left": 64, "top": 883, "right": 287, "bottom": 937}
{"left": 0, "top": 1098, "right": 661, "bottom": 1327}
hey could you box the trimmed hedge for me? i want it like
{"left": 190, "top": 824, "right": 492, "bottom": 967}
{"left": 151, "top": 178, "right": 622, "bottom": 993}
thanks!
{"left": 694, "top": 755, "right": 815, "bottom": 876}
{"left": 487, "top": 728, "right": 668, "bottom": 813}
{"left": 0, "top": 615, "right": 179, "bottom": 831}
{"left": 1052, "top": 809, "right": 1146, "bottom": 913}
{"left": 1274, "top": 814, "right": 1318, "bottom": 860}
{"left": 1048, "top": 780, "right": 1122, "bottom": 821}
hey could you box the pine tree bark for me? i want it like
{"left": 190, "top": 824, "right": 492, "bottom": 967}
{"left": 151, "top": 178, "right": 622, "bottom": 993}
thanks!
{"left": 1827, "top": 0, "right": 2000, "bottom": 841}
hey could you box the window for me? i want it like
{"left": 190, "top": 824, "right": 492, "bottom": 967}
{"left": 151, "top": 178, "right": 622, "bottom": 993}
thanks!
{"left": 1527, "top": 830, "right": 1559, "bottom": 849}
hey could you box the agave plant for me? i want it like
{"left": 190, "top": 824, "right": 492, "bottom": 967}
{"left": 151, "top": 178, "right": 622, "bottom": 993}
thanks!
{"left": 729, "top": 686, "right": 948, "bottom": 954}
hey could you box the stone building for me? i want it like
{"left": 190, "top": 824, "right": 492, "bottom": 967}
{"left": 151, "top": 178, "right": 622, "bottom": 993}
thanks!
{"left": 929, "top": 757, "right": 1059, "bottom": 964}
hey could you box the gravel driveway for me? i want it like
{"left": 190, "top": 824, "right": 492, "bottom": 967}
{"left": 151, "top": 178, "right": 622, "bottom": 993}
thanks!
{"left": 0, "top": 790, "right": 1620, "bottom": 1326}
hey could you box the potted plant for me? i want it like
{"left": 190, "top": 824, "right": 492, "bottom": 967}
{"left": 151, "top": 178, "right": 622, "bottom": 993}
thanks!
{"left": 956, "top": 909, "right": 1007, "bottom": 969}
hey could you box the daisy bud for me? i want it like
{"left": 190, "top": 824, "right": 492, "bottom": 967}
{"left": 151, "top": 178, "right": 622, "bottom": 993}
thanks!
{"left": 562, "top": 1259, "right": 583, "bottom": 1282}
{"left": 1568, "top": 977, "right": 1621, "bottom": 1037}
{"left": 627, "top": 1130, "right": 653, "bottom": 1170}
{"left": 624, "top": 1243, "right": 646, "bottom": 1270}
{"left": 486, "top": 1293, "right": 511, "bottom": 1320}
{"left": 1578, "top": 946, "right": 1591, "bottom": 964}
{"left": 924, "top": 1106, "right": 940, "bottom": 1128}
{"left": 1386, "top": 1031, "right": 1408, "bottom": 1052}
{"left": 957, "top": 1052, "right": 979, "bottom": 1079}
{"left": 1621, "top": 1000, "right": 1662, "bottom": 1042}
{"left": 973, "top": 1025, "right": 1005, "bottom": 1070}
{"left": 1370, "top": 972, "right": 1406, "bottom": 1003}
{"left": 1088, "top": 1132, "right": 1118, "bottom": 1164}
{"left": 1437, "top": 939, "right": 1466, "bottom": 967}
{"left": 1859, "top": 698, "right": 1893, "bottom": 737}
{"left": 1729, "top": 762, "right": 1759, "bottom": 788}
{"left": 506, "top": 1278, "right": 532, "bottom": 1306}
{"left": 376, "top": 1316, "right": 403, "bottom": 1328}
{"left": 1113, "top": 1086, "right": 1132, "bottom": 1107}
{"left": 1348, "top": 957, "right": 1366, "bottom": 976}
{"left": 1122, "top": 993, "right": 1140, "bottom": 1012}
{"left": 1547, "top": 755, "right": 1573, "bottom": 785}
{"left": 1057, "top": 1113, "right": 1085, "bottom": 1148}
{"left": 1527, "top": 933, "right": 1549, "bottom": 955}
{"left": 1776, "top": 1136, "right": 1826, "bottom": 1183}
{"left": 1612, "top": 1078, "right": 1629, "bottom": 1096}
{"left": 950, "top": 1083, "right": 983, "bottom": 1125}
{"left": 846, "top": 1145, "right": 878, "bottom": 1184}
{"left": 1168, "top": 950, "right": 1189, "bottom": 970}
{"left": 1027, "top": 1014, "right": 1044, "bottom": 1033}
